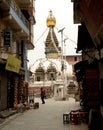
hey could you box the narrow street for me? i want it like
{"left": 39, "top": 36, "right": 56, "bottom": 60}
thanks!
{"left": 0, "top": 98, "right": 88, "bottom": 130}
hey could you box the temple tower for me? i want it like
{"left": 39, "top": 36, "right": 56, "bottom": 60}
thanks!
{"left": 45, "top": 10, "right": 60, "bottom": 59}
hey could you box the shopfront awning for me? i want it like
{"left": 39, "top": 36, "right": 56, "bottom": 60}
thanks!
{"left": 77, "top": 24, "right": 94, "bottom": 52}
{"left": 74, "top": 60, "right": 88, "bottom": 72}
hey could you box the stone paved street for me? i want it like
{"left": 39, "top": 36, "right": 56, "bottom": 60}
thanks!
{"left": 0, "top": 97, "right": 88, "bottom": 130}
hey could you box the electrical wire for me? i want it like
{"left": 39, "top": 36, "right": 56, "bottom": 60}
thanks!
{"left": 34, "top": 28, "right": 48, "bottom": 44}
{"left": 34, "top": 26, "right": 77, "bottom": 46}
{"left": 55, "top": 26, "right": 77, "bottom": 45}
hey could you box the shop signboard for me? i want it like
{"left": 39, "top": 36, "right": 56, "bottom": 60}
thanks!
{"left": 5, "top": 54, "right": 21, "bottom": 73}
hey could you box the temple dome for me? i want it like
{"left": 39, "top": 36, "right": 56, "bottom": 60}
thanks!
{"left": 30, "top": 58, "right": 73, "bottom": 76}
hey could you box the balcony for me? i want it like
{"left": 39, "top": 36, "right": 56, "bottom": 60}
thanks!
{"left": 15, "top": 0, "right": 36, "bottom": 23}
{"left": 0, "top": 52, "right": 8, "bottom": 60}
{"left": 0, "top": 0, "right": 30, "bottom": 39}
{"left": 15, "top": 0, "right": 33, "bottom": 8}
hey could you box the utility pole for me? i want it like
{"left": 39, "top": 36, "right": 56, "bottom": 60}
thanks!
{"left": 58, "top": 27, "right": 65, "bottom": 60}
{"left": 58, "top": 27, "right": 66, "bottom": 98}
{"left": 63, "top": 38, "right": 68, "bottom": 96}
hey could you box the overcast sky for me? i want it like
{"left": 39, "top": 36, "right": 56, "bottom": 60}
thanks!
{"left": 28, "top": 0, "right": 79, "bottom": 67}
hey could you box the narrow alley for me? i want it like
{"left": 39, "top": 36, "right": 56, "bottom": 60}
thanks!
{"left": 0, "top": 98, "right": 88, "bottom": 130}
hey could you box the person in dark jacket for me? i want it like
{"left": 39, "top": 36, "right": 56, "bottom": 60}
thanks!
{"left": 40, "top": 87, "right": 45, "bottom": 104}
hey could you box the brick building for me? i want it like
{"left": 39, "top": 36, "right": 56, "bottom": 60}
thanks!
{"left": 0, "top": 0, "right": 36, "bottom": 111}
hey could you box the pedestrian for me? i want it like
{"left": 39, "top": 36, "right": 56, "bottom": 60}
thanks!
{"left": 40, "top": 87, "right": 45, "bottom": 104}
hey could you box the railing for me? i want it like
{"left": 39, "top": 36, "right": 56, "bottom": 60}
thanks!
{"left": 7, "top": 0, "right": 29, "bottom": 29}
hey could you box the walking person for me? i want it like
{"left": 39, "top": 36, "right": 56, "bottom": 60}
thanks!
{"left": 40, "top": 87, "right": 45, "bottom": 104}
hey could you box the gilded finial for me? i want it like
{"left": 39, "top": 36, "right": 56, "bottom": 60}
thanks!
{"left": 46, "top": 10, "right": 56, "bottom": 27}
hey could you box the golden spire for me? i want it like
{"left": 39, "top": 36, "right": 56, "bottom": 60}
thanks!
{"left": 46, "top": 10, "right": 56, "bottom": 27}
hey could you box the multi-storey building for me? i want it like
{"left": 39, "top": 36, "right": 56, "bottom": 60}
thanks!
{"left": 72, "top": 0, "right": 103, "bottom": 129}
{"left": 0, "top": 0, "right": 36, "bottom": 111}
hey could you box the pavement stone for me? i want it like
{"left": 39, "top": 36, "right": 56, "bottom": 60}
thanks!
{"left": 0, "top": 109, "right": 17, "bottom": 119}
{"left": 0, "top": 97, "right": 88, "bottom": 130}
